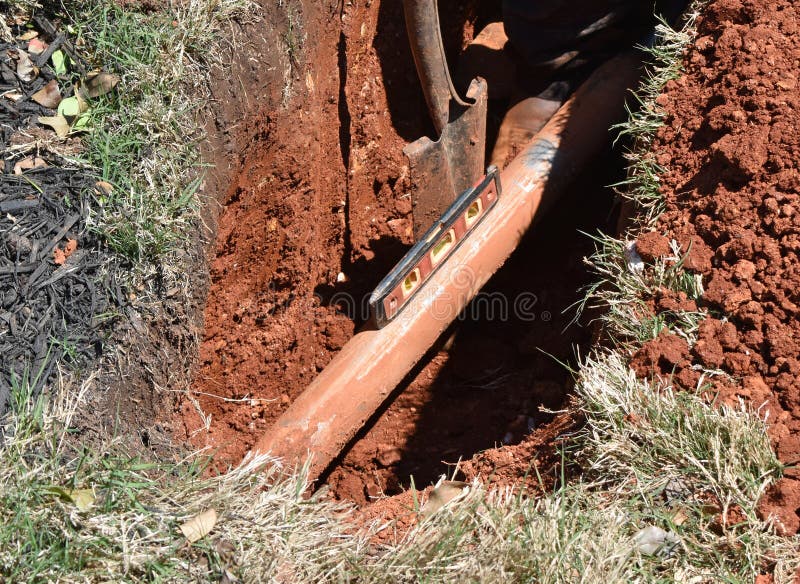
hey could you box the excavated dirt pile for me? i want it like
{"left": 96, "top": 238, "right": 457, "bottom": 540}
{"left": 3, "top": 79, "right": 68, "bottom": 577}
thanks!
{"left": 629, "top": 0, "right": 800, "bottom": 534}
{"left": 177, "top": 0, "right": 620, "bottom": 504}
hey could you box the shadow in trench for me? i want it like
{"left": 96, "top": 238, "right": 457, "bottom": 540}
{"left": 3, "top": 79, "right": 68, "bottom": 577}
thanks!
{"left": 322, "top": 138, "right": 627, "bottom": 502}
{"left": 319, "top": 0, "right": 662, "bottom": 502}
{"left": 391, "top": 150, "right": 623, "bottom": 491}
{"left": 314, "top": 234, "right": 410, "bottom": 329}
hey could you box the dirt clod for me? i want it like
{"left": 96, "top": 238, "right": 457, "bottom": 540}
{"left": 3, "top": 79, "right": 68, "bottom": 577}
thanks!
{"left": 634, "top": 231, "right": 671, "bottom": 263}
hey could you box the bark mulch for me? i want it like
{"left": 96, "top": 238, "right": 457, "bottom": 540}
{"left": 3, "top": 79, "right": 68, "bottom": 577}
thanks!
{"left": 1, "top": 18, "right": 120, "bottom": 417}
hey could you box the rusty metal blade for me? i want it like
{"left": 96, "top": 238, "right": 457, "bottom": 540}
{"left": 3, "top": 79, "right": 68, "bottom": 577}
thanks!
{"left": 405, "top": 78, "right": 488, "bottom": 238}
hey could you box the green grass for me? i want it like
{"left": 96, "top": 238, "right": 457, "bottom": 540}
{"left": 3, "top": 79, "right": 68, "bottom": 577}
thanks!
{"left": 0, "top": 374, "right": 370, "bottom": 582}
{"left": 58, "top": 0, "right": 256, "bottom": 263}
{"left": 579, "top": 7, "right": 710, "bottom": 348}
{"left": 612, "top": 14, "right": 700, "bottom": 225}
{"left": 3, "top": 352, "right": 796, "bottom": 582}
{"left": 578, "top": 232, "right": 705, "bottom": 347}
{"left": 388, "top": 353, "right": 796, "bottom": 583}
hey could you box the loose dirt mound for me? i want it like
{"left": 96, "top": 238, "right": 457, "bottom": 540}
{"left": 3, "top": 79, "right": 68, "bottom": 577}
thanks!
{"left": 630, "top": 0, "right": 800, "bottom": 534}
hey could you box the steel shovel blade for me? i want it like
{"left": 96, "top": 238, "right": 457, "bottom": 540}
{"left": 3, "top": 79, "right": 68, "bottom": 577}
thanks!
{"left": 405, "top": 78, "right": 488, "bottom": 239}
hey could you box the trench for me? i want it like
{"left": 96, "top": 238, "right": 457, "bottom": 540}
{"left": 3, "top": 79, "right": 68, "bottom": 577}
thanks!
{"left": 178, "top": 0, "right": 624, "bottom": 504}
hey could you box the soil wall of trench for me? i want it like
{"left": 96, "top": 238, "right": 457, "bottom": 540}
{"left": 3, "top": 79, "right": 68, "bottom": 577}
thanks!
{"left": 175, "top": 0, "right": 622, "bottom": 503}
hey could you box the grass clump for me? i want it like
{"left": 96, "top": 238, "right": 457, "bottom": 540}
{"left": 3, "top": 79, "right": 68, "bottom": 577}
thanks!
{"left": 581, "top": 3, "right": 709, "bottom": 347}
{"left": 61, "top": 0, "right": 257, "bottom": 263}
{"left": 364, "top": 352, "right": 797, "bottom": 583}
{"left": 614, "top": 10, "right": 702, "bottom": 224}
{"left": 3, "top": 354, "right": 795, "bottom": 582}
{"left": 580, "top": 233, "right": 705, "bottom": 346}
{"left": 0, "top": 373, "right": 369, "bottom": 582}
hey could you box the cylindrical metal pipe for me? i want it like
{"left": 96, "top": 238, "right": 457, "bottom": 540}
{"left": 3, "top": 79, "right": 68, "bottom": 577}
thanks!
{"left": 251, "top": 52, "right": 642, "bottom": 482}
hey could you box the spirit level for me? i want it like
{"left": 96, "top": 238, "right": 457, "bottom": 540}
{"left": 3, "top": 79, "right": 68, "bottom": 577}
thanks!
{"left": 370, "top": 166, "right": 501, "bottom": 327}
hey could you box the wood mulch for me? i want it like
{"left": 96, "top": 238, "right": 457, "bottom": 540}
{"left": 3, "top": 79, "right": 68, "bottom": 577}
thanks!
{"left": 1, "top": 16, "right": 121, "bottom": 416}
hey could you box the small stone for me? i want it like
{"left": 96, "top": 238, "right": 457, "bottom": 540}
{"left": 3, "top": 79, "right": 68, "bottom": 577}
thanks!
{"left": 624, "top": 240, "right": 645, "bottom": 273}
{"left": 633, "top": 525, "right": 681, "bottom": 556}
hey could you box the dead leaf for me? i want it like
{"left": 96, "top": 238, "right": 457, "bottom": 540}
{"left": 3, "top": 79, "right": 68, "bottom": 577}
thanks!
{"left": 180, "top": 509, "right": 218, "bottom": 543}
{"left": 17, "top": 30, "right": 38, "bottom": 41}
{"left": 13, "top": 156, "right": 47, "bottom": 175}
{"left": 76, "top": 89, "right": 88, "bottom": 112}
{"left": 420, "top": 480, "right": 468, "bottom": 517}
{"left": 31, "top": 79, "right": 62, "bottom": 109}
{"left": 3, "top": 90, "right": 23, "bottom": 102}
{"left": 95, "top": 181, "right": 113, "bottom": 195}
{"left": 79, "top": 71, "right": 120, "bottom": 99}
{"left": 38, "top": 115, "right": 70, "bottom": 137}
{"left": 16, "top": 50, "right": 38, "bottom": 82}
{"left": 670, "top": 507, "right": 689, "bottom": 527}
{"left": 27, "top": 37, "right": 48, "bottom": 55}
{"left": 215, "top": 539, "right": 236, "bottom": 562}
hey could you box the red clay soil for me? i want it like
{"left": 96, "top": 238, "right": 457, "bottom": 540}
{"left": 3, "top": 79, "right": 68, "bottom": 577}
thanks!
{"left": 628, "top": 0, "right": 800, "bottom": 535}
{"left": 177, "top": 0, "right": 617, "bottom": 504}
{"left": 178, "top": 0, "right": 422, "bottom": 465}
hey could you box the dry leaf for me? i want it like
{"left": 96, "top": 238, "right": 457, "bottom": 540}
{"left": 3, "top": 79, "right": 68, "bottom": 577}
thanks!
{"left": 31, "top": 79, "right": 62, "bottom": 109}
{"left": 420, "top": 480, "right": 468, "bottom": 517}
{"left": 13, "top": 156, "right": 47, "bottom": 175}
{"left": 38, "top": 115, "right": 70, "bottom": 137}
{"left": 180, "top": 509, "right": 218, "bottom": 543}
{"left": 16, "top": 49, "right": 38, "bottom": 82}
{"left": 95, "top": 181, "right": 113, "bottom": 195}
{"left": 17, "top": 30, "right": 38, "bottom": 41}
{"left": 28, "top": 37, "right": 48, "bottom": 55}
{"left": 79, "top": 71, "right": 120, "bottom": 99}
{"left": 670, "top": 507, "right": 689, "bottom": 527}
